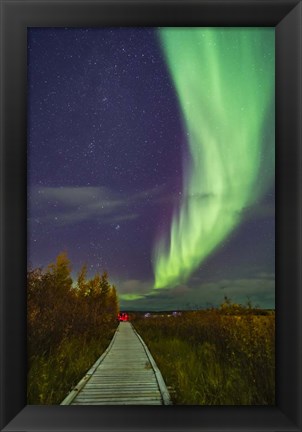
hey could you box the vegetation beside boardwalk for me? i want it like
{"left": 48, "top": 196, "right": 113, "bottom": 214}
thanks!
{"left": 28, "top": 254, "right": 275, "bottom": 406}
{"left": 27, "top": 252, "right": 119, "bottom": 404}
{"left": 133, "top": 300, "right": 275, "bottom": 405}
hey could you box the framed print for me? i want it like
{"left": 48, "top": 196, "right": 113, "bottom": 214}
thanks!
{"left": 0, "top": 0, "right": 301, "bottom": 431}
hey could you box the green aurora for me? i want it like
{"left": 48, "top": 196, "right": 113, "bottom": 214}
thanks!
{"left": 153, "top": 28, "right": 275, "bottom": 290}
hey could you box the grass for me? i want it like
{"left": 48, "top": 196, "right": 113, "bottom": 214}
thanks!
{"left": 27, "top": 256, "right": 119, "bottom": 404}
{"left": 133, "top": 307, "right": 275, "bottom": 405}
{"left": 27, "top": 332, "right": 115, "bottom": 404}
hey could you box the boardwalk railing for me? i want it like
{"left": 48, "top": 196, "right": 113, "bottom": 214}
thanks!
{"left": 61, "top": 322, "right": 172, "bottom": 405}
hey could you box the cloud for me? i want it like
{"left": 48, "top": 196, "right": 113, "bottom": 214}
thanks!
{"left": 115, "top": 278, "right": 153, "bottom": 303}
{"left": 198, "top": 278, "right": 275, "bottom": 302}
{"left": 119, "top": 274, "right": 275, "bottom": 311}
{"left": 155, "top": 191, "right": 215, "bottom": 206}
{"left": 240, "top": 203, "right": 275, "bottom": 221}
{"left": 255, "top": 272, "right": 275, "bottom": 279}
{"left": 28, "top": 185, "right": 165, "bottom": 227}
{"left": 120, "top": 293, "right": 146, "bottom": 301}
{"left": 171, "top": 285, "right": 191, "bottom": 296}
{"left": 35, "top": 186, "right": 115, "bottom": 206}
{"left": 117, "top": 279, "right": 152, "bottom": 295}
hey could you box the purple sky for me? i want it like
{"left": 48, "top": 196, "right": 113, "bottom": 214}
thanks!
{"left": 27, "top": 28, "right": 275, "bottom": 311}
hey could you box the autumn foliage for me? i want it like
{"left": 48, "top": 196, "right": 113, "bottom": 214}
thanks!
{"left": 27, "top": 252, "right": 119, "bottom": 404}
{"left": 133, "top": 300, "right": 275, "bottom": 405}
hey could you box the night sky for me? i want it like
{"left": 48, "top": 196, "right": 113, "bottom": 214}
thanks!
{"left": 28, "top": 27, "right": 275, "bottom": 311}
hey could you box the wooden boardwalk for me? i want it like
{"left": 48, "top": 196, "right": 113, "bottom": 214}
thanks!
{"left": 61, "top": 322, "right": 171, "bottom": 405}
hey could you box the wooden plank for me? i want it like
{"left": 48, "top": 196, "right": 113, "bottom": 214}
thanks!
{"left": 84, "top": 388, "right": 159, "bottom": 392}
{"left": 76, "top": 394, "right": 161, "bottom": 398}
{"left": 61, "top": 322, "right": 171, "bottom": 405}
{"left": 132, "top": 326, "right": 172, "bottom": 405}
{"left": 76, "top": 390, "right": 161, "bottom": 395}
{"left": 78, "top": 393, "right": 160, "bottom": 397}
{"left": 72, "top": 402, "right": 162, "bottom": 404}
{"left": 84, "top": 383, "right": 159, "bottom": 387}
{"left": 60, "top": 327, "right": 120, "bottom": 405}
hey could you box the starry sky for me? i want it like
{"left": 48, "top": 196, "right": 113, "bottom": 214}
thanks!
{"left": 28, "top": 27, "right": 275, "bottom": 311}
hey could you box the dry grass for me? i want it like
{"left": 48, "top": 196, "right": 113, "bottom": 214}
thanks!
{"left": 133, "top": 304, "right": 275, "bottom": 405}
{"left": 27, "top": 253, "right": 119, "bottom": 404}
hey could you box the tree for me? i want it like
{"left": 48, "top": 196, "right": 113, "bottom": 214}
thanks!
{"left": 109, "top": 284, "right": 119, "bottom": 316}
{"left": 99, "top": 271, "right": 111, "bottom": 307}
{"left": 87, "top": 273, "right": 101, "bottom": 297}
{"left": 27, "top": 253, "right": 120, "bottom": 353}
{"left": 47, "top": 251, "right": 72, "bottom": 297}
{"left": 77, "top": 264, "right": 88, "bottom": 295}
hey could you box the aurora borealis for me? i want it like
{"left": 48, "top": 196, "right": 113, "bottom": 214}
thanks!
{"left": 153, "top": 28, "right": 275, "bottom": 289}
{"left": 28, "top": 27, "right": 275, "bottom": 310}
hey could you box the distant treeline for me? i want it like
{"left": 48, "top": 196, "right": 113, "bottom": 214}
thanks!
{"left": 27, "top": 252, "right": 119, "bottom": 404}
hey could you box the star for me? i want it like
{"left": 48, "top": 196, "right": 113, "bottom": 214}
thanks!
{"left": 28, "top": 27, "right": 275, "bottom": 311}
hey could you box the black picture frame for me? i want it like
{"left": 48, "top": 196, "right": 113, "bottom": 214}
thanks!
{"left": 0, "top": 0, "right": 301, "bottom": 431}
